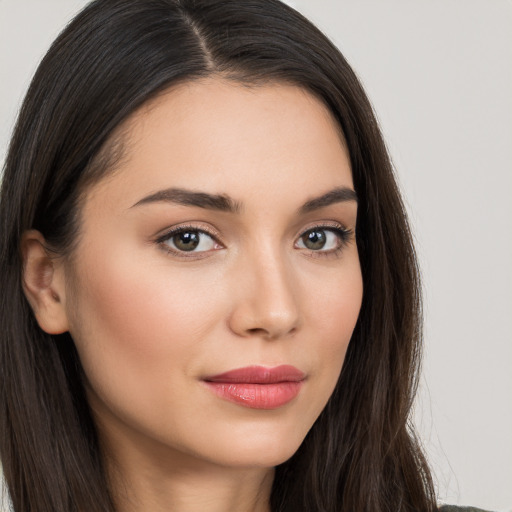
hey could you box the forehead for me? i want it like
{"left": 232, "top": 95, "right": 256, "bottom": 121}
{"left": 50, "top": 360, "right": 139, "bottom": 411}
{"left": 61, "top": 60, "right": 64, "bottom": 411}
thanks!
{"left": 84, "top": 78, "right": 352, "bottom": 212}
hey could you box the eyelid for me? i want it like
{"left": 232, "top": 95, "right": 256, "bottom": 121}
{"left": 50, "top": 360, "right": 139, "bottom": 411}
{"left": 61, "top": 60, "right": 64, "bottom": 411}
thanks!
{"left": 154, "top": 223, "right": 221, "bottom": 242}
{"left": 296, "top": 220, "right": 351, "bottom": 239}
{"left": 154, "top": 223, "right": 224, "bottom": 258}
{"left": 295, "top": 221, "right": 354, "bottom": 256}
{"left": 306, "top": 218, "right": 346, "bottom": 228}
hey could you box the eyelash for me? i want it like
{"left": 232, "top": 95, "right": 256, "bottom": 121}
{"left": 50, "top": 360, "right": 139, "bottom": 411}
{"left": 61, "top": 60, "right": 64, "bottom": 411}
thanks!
{"left": 297, "top": 223, "right": 353, "bottom": 259}
{"left": 156, "top": 224, "right": 221, "bottom": 259}
{"left": 155, "top": 223, "right": 353, "bottom": 259}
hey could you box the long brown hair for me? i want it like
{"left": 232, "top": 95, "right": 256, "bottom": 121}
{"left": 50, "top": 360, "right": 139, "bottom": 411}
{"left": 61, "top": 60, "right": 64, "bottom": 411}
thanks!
{"left": 0, "top": 0, "right": 436, "bottom": 510}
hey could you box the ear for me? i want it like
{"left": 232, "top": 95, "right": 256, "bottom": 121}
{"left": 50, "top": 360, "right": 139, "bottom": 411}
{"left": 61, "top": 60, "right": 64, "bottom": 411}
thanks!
{"left": 21, "top": 230, "right": 70, "bottom": 335}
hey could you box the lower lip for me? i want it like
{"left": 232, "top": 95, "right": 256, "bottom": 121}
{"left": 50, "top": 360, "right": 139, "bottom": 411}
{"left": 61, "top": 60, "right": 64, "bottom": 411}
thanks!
{"left": 203, "top": 381, "right": 303, "bottom": 409}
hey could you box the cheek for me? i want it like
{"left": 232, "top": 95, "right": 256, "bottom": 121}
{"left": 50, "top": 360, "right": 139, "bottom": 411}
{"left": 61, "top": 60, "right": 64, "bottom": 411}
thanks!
{"left": 306, "top": 259, "right": 363, "bottom": 349}
{"left": 65, "top": 249, "right": 224, "bottom": 408}
{"left": 297, "top": 257, "right": 363, "bottom": 409}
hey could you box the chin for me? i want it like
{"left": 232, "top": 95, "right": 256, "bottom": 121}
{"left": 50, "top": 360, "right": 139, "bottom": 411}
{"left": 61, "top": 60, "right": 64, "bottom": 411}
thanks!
{"left": 196, "top": 426, "right": 308, "bottom": 469}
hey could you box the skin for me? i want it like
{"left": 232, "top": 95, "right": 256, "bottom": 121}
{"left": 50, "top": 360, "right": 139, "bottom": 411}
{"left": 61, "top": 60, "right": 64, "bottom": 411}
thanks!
{"left": 22, "top": 78, "right": 363, "bottom": 512}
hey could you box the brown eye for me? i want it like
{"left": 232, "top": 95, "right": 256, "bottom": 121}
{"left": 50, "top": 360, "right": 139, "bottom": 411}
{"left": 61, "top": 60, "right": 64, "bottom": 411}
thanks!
{"left": 172, "top": 231, "right": 200, "bottom": 251}
{"left": 162, "top": 230, "right": 217, "bottom": 253}
{"left": 301, "top": 229, "right": 327, "bottom": 250}
{"left": 296, "top": 227, "right": 349, "bottom": 253}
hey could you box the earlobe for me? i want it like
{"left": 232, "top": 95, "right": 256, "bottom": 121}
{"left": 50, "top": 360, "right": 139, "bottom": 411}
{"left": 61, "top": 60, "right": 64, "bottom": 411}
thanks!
{"left": 21, "top": 230, "right": 70, "bottom": 335}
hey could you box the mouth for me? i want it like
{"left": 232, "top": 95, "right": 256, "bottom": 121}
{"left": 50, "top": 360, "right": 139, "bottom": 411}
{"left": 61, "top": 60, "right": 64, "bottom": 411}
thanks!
{"left": 202, "top": 365, "right": 305, "bottom": 409}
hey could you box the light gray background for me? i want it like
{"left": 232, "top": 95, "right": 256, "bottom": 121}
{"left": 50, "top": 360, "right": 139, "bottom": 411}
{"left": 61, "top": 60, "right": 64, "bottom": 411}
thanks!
{"left": 1, "top": 1, "right": 511, "bottom": 511}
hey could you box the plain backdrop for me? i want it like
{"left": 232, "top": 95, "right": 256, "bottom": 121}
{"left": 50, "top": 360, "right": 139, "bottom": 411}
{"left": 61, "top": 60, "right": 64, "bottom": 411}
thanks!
{"left": 1, "top": 1, "right": 511, "bottom": 511}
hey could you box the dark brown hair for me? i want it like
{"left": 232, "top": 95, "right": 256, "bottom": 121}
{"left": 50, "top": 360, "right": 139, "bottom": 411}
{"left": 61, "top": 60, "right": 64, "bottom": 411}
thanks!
{"left": 0, "top": 0, "right": 436, "bottom": 510}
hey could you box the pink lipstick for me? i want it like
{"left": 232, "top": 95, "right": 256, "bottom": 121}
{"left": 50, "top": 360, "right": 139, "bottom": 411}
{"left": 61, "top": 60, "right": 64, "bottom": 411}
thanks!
{"left": 203, "top": 365, "right": 305, "bottom": 409}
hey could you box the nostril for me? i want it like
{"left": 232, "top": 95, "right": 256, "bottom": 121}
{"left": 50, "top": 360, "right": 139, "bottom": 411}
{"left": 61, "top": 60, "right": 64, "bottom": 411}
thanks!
{"left": 246, "top": 325, "right": 297, "bottom": 340}
{"left": 247, "top": 327, "right": 270, "bottom": 337}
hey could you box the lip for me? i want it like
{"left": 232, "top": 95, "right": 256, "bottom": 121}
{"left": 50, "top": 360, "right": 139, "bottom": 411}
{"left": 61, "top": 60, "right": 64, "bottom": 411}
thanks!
{"left": 203, "top": 365, "right": 305, "bottom": 409}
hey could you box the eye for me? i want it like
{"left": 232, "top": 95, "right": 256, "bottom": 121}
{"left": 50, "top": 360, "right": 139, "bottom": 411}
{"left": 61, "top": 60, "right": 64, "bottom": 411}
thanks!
{"left": 296, "top": 226, "right": 350, "bottom": 252}
{"left": 159, "top": 227, "right": 220, "bottom": 254}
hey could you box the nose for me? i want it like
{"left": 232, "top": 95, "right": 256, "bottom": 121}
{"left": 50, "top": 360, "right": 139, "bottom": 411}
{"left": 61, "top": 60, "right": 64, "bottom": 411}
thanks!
{"left": 228, "top": 249, "right": 300, "bottom": 340}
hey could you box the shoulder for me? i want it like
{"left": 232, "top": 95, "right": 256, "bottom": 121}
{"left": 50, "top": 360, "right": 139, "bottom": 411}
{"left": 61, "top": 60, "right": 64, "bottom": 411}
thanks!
{"left": 439, "top": 506, "right": 495, "bottom": 512}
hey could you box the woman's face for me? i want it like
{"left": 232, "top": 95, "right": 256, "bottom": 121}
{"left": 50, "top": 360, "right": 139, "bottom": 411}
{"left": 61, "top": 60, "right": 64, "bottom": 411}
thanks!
{"left": 63, "top": 79, "right": 363, "bottom": 470}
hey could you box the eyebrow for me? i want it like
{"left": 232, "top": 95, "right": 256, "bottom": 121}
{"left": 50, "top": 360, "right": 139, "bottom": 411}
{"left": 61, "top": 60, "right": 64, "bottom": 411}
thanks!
{"left": 131, "top": 186, "right": 357, "bottom": 214}
{"left": 131, "top": 188, "right": 243, "bottom": 213}
{"left": 298, "top": 186, "right": 358, "bottom": 214}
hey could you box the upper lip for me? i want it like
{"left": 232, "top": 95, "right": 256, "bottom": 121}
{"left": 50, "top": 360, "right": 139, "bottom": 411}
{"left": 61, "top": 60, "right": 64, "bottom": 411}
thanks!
{"left": 204, "top": 365, "right": 306, "bottom": 384}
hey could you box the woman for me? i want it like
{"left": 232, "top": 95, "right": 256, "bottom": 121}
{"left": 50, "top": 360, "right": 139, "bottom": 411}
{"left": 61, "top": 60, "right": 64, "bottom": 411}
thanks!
{"left": 0, "top": 0, "right": 487, "bottom": 511}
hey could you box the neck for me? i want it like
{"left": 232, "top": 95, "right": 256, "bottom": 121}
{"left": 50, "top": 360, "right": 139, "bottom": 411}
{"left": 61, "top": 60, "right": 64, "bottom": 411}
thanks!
{"left": 98, "top": 415, "right": 274, "bottom": 512}
{"left": 111, "top": 461, "right": 274, "bottom": 512}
